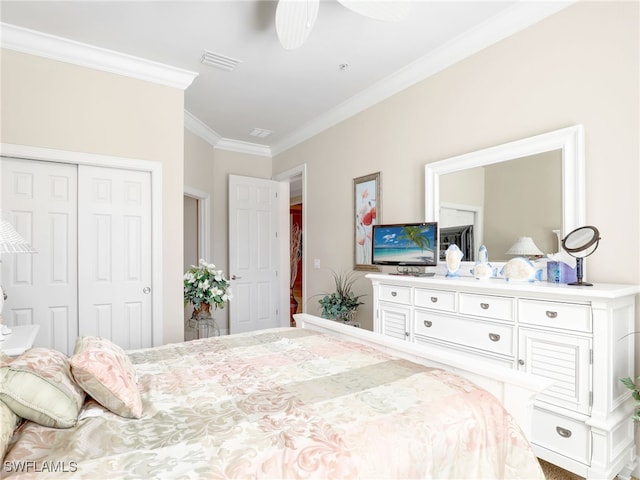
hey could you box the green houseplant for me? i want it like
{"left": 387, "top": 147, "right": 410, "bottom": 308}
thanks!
{"left": 318, "top": 270, "right": 364, "bottom": 323}
{"left": 621, "top": 376, "right": 640, "bottom": 423}
{"left": 183, "top": 259, "right": 232, "bottom": 338}
{"left": 183, "top": 259, "right": 232, "bottom": 310}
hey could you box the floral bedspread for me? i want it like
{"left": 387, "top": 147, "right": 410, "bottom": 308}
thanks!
{"left": 4, "top": 328, "right": 543, "bottom": 479}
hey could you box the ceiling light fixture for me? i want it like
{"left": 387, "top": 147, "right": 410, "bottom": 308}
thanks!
{"left": 275, "top": 0, "right": 410, "bottom": 50}
{"left": 201, "top": 50, "right": 242, "bottom": 72}
{"left": 249, "top": 128, "right": 273, "bottom": 139}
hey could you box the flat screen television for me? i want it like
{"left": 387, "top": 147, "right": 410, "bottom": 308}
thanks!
{"left": 372, "top": 222, "right": 438, "bottom": 268}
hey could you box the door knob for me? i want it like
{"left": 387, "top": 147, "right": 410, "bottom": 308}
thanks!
{"left": 231, "top": 275, "right": 242, "bottom": 280}
{"left": 143, "top": 287, "right": 151, "bottom": 294}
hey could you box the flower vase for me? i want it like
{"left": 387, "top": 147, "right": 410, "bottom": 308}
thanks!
{"left": 189, "top": 303, "right": 220, "bottom": 339}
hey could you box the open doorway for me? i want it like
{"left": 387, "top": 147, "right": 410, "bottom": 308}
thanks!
{"left": 290, "top": 202, "right": 302, "bottom": 326}
{"left": 183, "top": 187, "right": 210, "bottom": 339}
{"left": 275, "top": 165, "right": 306, "bottom": 326}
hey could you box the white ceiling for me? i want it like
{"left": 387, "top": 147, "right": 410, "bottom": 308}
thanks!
{"left": 0, "top": 1, "right": 573, "bottom": 156}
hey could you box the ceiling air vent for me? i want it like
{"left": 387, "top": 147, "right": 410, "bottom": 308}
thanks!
{"left": 249, "top": 128, "right": 273, "bottom": 139}
{"left": 201, "top": 50, "right": 242, "bottom": 72}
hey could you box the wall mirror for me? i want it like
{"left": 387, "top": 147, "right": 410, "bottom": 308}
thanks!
{"left": 425, "top": 125, "right": 585, "bottom": 267}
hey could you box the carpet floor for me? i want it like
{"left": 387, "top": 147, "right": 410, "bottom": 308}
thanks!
{"left": 539, "top": 459, "right": 584, "bottom": 480}
{"left": 539, "top": 459, "right": 639, "bottom": 480}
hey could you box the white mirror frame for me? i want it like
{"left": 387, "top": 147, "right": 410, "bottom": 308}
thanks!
{"left": 425, "top": 125, "right": 585, "bottom": 269}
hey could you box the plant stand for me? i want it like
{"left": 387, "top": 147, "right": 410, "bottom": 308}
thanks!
{"left": 188, "top": 303, "right": 220, "bottom": 338}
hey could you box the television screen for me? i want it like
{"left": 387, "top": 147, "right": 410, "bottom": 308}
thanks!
{"left": 372, "top": 222, "right": 438, "bottom": 267}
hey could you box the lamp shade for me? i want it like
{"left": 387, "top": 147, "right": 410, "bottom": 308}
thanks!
{"left": 0, "top": 219, "right": 37, "bottom": 254}
{"left": 505, "top": 237, "right": 544, "bottom": 256}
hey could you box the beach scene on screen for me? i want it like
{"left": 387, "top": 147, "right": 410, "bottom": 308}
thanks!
{"left": 373, "top": 224, "right": 437, "bottom": 264}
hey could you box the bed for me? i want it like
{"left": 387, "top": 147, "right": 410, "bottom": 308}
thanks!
{"left": 1, "top": 314, "right": 546, "bottom": 479}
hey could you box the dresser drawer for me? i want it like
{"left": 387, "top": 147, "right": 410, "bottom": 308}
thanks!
{"left": 414, "top": 336, "right": 514, "bottom": 369}
{"left": 414, "top": 288, "right": 455, "bottom": 312}
{"left": 519, "top": 299, "right": 592, "bottom": 332}
{"left": 378, "top": 284, "right": 411, "bottom": 304}
{"left": 531, "top": 408, "right": 590, "bottom": 465}
{"left": 459, "top": 293, "right": 515, "bottom": 321}
{"left": 414, "top": 311, "right": 515, "bottom": 357}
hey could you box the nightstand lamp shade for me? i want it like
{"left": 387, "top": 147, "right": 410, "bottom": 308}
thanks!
{"left": 505, "top": 236, "right": 544, "bottom": 257}
{"left": 0, "top": 219, "right": 37, "bottom": 254}
{"left": 0, "top": 217, "right": 37, "bottom": 338}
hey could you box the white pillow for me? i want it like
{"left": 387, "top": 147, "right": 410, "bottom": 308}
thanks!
{"left": 0, "top": 348, "right": 85, "bottom": 428}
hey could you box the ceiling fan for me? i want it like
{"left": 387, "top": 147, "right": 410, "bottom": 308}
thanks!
{"left": 275, "top": 0, "right": 410, "bottom": 50}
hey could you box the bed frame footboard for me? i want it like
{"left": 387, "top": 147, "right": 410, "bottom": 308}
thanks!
{"left": 295, "top": 313, "right": 551, "bottom": 441}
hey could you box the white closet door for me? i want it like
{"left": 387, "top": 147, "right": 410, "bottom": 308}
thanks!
{"left": 78, "top": 166, "right": 152, "bottom": 349}
{"left": 1, "top": 158, "right": 78, "bottom": 354}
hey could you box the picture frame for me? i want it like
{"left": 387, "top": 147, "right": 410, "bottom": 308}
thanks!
{"left": 353, "top": 172, "right": 381, "bottom": 271}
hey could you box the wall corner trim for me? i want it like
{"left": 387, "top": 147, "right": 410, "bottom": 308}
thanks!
{"left": 184, "top": 110, "right": 272, "bottom": 158}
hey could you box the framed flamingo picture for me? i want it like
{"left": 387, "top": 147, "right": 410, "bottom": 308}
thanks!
{"left": 353, "top": 172, "right": 381, "bottom": 271}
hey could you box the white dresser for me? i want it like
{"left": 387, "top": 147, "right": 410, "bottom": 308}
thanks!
{"left": 368, "top": 273, "right": 638, "bottom": 480}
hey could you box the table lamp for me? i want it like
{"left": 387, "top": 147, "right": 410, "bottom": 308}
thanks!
{"left": 505, "top": 236, "right": 544, "bottom": 260}
{"left": 0, "top": 216, "right": 37, "bottom": 338}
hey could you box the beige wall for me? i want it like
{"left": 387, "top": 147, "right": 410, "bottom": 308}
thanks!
{"left": 273, "top": 1, "right": 639, "bottom": 331}
{"left": 0, "top": 48, "right": 186, "bottom": 344}
{"left": 183, "top": 130, "right": 272, "bottom": 332}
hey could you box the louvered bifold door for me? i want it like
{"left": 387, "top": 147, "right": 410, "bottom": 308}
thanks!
{"left": 519, "top": 327, "right": 592, "bottom": 414}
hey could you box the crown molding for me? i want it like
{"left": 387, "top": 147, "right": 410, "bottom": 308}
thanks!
{"left": 215, "top": 138, "right": 271, "bottom": 158}
{"left": 0, "top": 22, "right": 198, "bottom": 90}
{"left": 270, "top": 0, "right": 576, "bottom": 156}
{"left": 184, "top": 110, "right": 271, "bottom": 157}
{"left": 184, "top": 111, "right": 222, "bottom": 147}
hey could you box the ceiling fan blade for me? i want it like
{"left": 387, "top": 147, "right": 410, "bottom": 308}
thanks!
{"left": 275, "top": 0, "right": 320, "bottom": 50}
{"left": 336, "top": 0, "right": 411, "bottom": 22}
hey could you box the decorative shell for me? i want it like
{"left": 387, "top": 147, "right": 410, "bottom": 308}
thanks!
{"left": 500, "top": 257, "right": 544, "bottom": 283}
{"left": 470, "top": 245, "right": 496, "bottom": 280}
{"left": 445, "top": 244, "right": 464, "bottom": 278}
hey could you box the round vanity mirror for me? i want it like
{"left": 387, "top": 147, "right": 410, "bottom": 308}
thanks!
{"left": 561, "top": 226, "right": 601, "bottom": 286}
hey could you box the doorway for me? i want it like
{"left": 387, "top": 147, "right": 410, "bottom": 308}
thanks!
{"left": 274, "top": 165, "right": 306, "bottom": 326}
{"left": 183, "top": 187, "right": 209, "bottom": 339}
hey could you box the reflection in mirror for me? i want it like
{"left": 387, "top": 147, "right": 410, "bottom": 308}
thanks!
{"left": 425, "top": 125, "right": 585, "bottom": 270}
{"left": 439, "top": 150, "right": 562, "bottom": 262}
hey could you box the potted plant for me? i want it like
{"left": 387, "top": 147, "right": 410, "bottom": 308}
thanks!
{"left": 184, "top": 259, "right": 232, "bottom": 337}
{"left": 318, "top": 270, "right": 365, "bottom": 323}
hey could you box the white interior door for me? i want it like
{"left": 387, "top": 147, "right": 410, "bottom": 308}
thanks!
{"left": 228, "top": 175, "right": 284, "bottom": 334}
{"left": 78, "top": 166, "right": 152, "bottom": 349}
{"left": 1, "top": 158, "right": 78, "bottom": 354}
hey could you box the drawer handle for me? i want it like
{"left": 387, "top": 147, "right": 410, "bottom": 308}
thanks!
{"left": 488, "top": 333, "right": 500, "bottom": 342}
{"left": 518, "top": 359, "right": 525, "bottom": 366}
{"left": 545, "top": 310, "right": 558, "bottom": 319}
{"left": 556, "top": 426, "right": 572, "bottom": 438}
{"left": 430, "top": 297, "right": 438, "bottom": 303}
{"left": 423, "top": 320, "right": 433, "bottom": 328}
{"left": 391, "top": 291, "right": 397, "bottom": 297}
{"left": 480, "top": 303, "right": 490, "bottom": 310}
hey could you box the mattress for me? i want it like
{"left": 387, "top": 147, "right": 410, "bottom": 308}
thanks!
{"left": 3, "top": 327, "right": 543, "bottom": 479}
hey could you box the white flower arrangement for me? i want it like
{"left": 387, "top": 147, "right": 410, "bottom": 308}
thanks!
{"left": 183, "top": 259, "right": 232, "bottom": 310}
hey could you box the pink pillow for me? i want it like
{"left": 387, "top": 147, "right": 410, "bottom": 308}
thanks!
{"left": 70, "top": 336, "right": 142, "bottom": 419}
